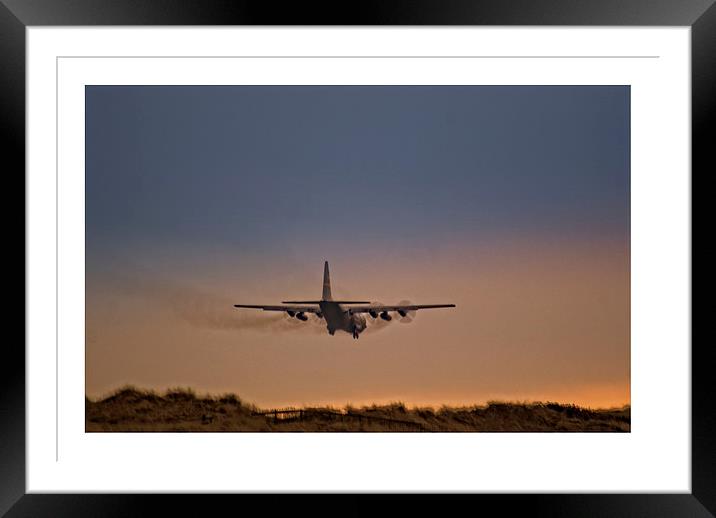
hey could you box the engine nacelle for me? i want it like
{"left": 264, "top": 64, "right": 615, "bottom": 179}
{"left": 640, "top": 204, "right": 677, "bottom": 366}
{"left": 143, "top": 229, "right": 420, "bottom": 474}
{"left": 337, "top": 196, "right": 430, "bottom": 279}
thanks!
{"left": 287, "top": 310, "right": 296, "bottom": 317}
{"left": 397, "top": 309, "right": 407, "bottom": 317}
{"left": 380, "top": 311, "right": 392, "bottom": 321}
{"left": 369, "top": 310, "right": 379, "bottom": 319}
{"left": 315, "top": 311, "right": 323, "bottom": 319}
{"left": 295, "top": 312, "right": 308, "bottom": 321}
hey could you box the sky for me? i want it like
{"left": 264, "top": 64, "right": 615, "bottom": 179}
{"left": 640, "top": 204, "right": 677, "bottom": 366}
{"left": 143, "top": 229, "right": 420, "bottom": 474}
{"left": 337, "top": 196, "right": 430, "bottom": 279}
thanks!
{"left": 85, "top": 85, "right": 630, "bottom": 409}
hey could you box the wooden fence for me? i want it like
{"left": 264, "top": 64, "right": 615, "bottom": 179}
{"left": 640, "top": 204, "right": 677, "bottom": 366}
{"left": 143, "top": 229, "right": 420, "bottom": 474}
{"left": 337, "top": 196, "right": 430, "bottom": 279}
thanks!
{"left": 252, "top": 408, "right": 428, "bottom": 431}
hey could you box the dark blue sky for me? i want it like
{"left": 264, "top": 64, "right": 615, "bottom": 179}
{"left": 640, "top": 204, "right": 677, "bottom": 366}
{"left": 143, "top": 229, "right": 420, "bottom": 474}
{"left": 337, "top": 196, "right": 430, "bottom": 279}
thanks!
{"left": 86, "top": 86, "right": 629, "bottom": 256}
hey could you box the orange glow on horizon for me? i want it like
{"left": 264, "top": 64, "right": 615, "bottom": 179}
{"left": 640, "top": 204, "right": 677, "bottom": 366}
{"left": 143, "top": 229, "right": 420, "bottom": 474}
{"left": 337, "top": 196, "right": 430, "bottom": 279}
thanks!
{"left": 86, "top": 236, "right": 630, "bottom": 411}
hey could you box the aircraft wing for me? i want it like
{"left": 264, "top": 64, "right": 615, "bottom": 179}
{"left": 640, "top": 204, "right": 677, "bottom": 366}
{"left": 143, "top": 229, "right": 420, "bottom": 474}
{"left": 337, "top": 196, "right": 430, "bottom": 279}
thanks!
{"left": 233, "top": 304, "right": 321, "bottom": 313}
{"left": 347, "top": 304, "right": 455, "bottom": 314}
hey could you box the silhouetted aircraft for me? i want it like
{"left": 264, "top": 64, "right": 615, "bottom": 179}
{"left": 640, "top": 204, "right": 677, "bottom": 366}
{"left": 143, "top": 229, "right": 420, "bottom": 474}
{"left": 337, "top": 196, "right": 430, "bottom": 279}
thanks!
{"left": 234, "top": 261, "right": 455, "bottom": 339}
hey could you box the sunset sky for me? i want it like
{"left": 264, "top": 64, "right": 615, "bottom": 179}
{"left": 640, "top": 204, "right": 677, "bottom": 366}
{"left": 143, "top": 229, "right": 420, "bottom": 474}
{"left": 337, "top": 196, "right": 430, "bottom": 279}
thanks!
{"left": 85, "top": 85, "right": 630, "bottom": 409}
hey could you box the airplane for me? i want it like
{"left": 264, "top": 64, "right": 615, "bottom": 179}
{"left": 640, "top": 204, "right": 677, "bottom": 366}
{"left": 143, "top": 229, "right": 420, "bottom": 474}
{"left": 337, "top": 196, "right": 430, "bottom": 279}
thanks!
{"left": 234, "top": 261, "right": 456, "bottom": 339}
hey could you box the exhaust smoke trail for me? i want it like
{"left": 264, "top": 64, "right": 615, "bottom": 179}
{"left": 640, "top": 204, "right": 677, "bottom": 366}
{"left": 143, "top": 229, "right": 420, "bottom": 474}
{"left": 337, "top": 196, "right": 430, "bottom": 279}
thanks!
{"left": 170, "top": 290, "right": 326, "bottom": 335}
{"left": 101, "top": 271, "right": 326, "bottom": 334}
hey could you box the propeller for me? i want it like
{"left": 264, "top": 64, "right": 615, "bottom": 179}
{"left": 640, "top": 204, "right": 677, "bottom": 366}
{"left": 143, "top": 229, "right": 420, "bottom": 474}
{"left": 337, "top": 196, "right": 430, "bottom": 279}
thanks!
{"left": 366, "top": 301, "right": 384, "bottom": 320}
{"left": 396, "top": 299, "right": 416, "bottom": 324}
{"left": 365, "top": 301, "right": 391, "bottom": 332}
{"left": 363, "top": 300, "right": 415, "bottom": 332}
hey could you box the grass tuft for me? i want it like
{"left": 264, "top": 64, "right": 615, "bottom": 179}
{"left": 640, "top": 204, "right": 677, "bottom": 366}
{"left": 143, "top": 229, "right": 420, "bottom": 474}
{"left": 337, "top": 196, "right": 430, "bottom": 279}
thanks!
{"left": 86, "top": 386, "right": 630, "bottom": 433}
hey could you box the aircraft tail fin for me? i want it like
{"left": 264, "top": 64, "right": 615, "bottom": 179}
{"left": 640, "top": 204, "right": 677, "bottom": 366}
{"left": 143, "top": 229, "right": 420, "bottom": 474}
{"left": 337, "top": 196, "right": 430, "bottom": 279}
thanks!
{"left": 322, "top": 261, "right": 332, "bottom": 301}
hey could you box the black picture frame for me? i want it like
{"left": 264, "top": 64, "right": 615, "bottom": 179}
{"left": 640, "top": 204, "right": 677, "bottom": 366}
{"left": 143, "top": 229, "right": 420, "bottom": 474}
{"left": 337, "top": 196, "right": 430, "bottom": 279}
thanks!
{"left": 5, "top": 0, "right": 711, "bottom": 515}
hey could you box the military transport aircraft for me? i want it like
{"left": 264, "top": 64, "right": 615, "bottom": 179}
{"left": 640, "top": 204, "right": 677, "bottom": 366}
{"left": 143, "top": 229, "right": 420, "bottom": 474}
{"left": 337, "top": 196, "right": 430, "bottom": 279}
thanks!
{"left": 234, "top": 262, "right": 455, "bottom": 339}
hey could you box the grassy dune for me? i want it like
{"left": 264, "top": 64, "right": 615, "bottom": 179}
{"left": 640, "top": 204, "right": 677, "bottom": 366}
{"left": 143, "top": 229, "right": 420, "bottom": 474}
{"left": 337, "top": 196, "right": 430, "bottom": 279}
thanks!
{"left": 85, "top": 386, "right": 630, "bottom": 432}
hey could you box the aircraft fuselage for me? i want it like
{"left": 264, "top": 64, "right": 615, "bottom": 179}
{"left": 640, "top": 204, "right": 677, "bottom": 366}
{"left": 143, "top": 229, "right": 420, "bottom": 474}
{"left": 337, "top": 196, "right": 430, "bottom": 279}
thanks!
{"left": 319, "top": 301, "right": 367, "bottom": 339}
